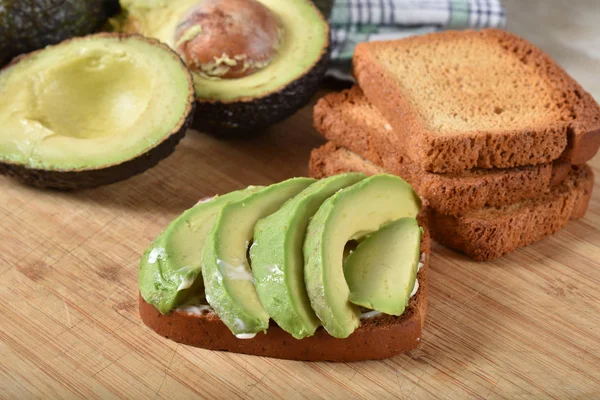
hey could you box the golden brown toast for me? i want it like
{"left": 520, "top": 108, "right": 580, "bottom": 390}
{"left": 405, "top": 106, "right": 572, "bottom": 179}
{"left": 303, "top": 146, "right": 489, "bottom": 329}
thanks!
{"left": 352, "top": 29, "right": 600, "bottom": 173}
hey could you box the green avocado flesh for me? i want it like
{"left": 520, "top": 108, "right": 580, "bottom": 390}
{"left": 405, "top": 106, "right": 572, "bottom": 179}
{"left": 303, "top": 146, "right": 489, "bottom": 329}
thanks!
{"left": 345, "top": 218, "right": 421, "bottom": 316}
{"left": 0, "top": 34, "right": 192, "bottom": 171}
{"left": 303, "top": 175, "right": 421, "bottom": 338}
{"left": 250, "top": 173, "right": 366, "bottom": 339}
{"left": 202, "top": 177, "right": 315, "bottom": 336}
{"left": 139, "top": 187, "right": 262, "bottom": 314}
{"left": 115, "top": 0, "right": 328, "bottom": 102}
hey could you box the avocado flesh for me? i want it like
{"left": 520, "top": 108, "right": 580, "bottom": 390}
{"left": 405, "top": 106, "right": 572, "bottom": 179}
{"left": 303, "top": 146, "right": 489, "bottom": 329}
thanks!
{"left": 303, "top": 175, "right": 422, "bottom": 338}
{"left": 250, "top": 173, "right": 366, "bottom": 339}
{"left": 115, "top": 0, "right": 329, "bottom": 102}
{"left": 345, "top": 218, "right": 421, "bottom": 315}
{"left": 139, "top": 187, "right": 262, "bottom": 315}
{"left": 202, "top": 178, "right": 315, "bottom": 336}
{"left": 0, "top": 34, "right": 193, "bottom": 171}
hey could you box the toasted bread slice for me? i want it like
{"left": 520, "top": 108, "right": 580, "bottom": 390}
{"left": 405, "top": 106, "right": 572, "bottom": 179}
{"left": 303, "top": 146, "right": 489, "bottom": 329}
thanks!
{"left": 428, "top": 165, "right": 594, "bottom": 260}
{"left": 309, "top": 145, "right": 594, "bottom": 261}
{"left": 313, "top": 87, "right": 573, "bottom": 216}
{"left": 140, "top": 217, "right": 430, "bottom": 362}
{"left": 311, "top": 95, "right": 571, "bottom": 216}
{"left": 353, "top": 29, "right": 600, "bottom": 173}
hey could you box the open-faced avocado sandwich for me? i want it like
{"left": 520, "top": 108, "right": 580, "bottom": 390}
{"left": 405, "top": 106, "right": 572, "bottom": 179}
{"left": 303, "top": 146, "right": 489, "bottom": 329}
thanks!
{"left": 0, "top": 33, "right": 196, "bottom": 189}
{"left": 112, "top": 0, "right": 330, "bottom": 135}
{"left": 139, "top": 173, "right": 430, "bottom": 362}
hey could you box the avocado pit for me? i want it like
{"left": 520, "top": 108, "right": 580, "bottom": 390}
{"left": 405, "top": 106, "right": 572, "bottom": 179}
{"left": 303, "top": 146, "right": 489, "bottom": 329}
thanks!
{"left": 174, "top": 0, "right": 282, "bottom": 79}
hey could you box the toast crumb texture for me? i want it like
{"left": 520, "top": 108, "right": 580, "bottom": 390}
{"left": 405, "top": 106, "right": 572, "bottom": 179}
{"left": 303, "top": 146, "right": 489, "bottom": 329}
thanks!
{"left": 352, "top": 29, "right": 600, "bottom": 173}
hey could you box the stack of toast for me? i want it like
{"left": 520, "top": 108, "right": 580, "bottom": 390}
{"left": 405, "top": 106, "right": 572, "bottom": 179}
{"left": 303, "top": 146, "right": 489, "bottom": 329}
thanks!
{"left": 310, "top": 29, "right": 599, "bottom": 261}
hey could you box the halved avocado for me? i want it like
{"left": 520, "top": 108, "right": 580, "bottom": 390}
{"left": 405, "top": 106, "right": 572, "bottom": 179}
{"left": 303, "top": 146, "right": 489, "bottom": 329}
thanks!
{"left": 0, "top": 33, "right": 195, "bottom": 189}
{"left": 113, "top": 0, "right": 330, "bottom": 135}
{"left": 0, "top": 0, "right": 108, "bottom": 66}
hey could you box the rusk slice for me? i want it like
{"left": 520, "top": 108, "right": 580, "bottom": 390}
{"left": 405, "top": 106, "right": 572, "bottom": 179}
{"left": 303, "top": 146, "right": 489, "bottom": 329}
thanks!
{"left": 312, "top": 88, "right": 571, "bottom": 216}
{"left": 309, "top": 144, "right": 594, "bottom": 261}
{"left": 353, "top": 29, "right": 600, "bottom": 173}
{"left": 428, "top": 165, "right": 594, "bottom": 260}
{"left": 139, "top": 213, "right": 430, "bottom": 362}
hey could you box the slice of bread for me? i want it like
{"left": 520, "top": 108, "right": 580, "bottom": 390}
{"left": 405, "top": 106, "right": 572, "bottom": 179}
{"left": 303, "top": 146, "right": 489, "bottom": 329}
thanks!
{"left": 353, "top": 29, "right": 600, "bottom": 173}
{"left": 428, "top": 165, "right": 594, "bottom": 260}
{"left": 309, "top": 144, "right": 594, "bottom": 261}
{"left": 312, "top": 89, "right": 572, "bottom": 216}
{"left": 139, "top": 213, "right": 431, "bottom": 362}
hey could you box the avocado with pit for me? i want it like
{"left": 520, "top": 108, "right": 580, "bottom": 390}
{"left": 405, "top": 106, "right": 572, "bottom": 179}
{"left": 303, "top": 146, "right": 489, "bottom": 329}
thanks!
{"left": 202, "top": 177, "right": 315, "bottom": 336}
{"left": 345, "top": 218, "right": 422, "bottom": 315}
{"left": 139, "top": 186, "right": 262, "bottom": 315}
{"left": 250, "top": 173, "right": 366, "bottom": 339}
{"left": 112, "top": 0, "right": 330, "bottom": 135}
{"left": 0, "top": 0, "right": 108, "bottom": 66}
{"left": 0, "top": 33, "right": 195, "bottom": 189}
{"left": 303, "top": 174, "right": 421, "bottom": 338}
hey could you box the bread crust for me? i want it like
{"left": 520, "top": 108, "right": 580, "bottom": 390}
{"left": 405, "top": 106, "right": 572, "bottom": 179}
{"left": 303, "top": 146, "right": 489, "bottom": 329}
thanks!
{"left": 352, "top": 29, "right": 600, "bottom": 173}
{"left": 310, "top": 140, "right": 571, "bottom": 218}
{"left": 309, "top": 145, "right": 593, "bottom": 261}
{"left": 427, "top": 165, "right": 594, "bottom": 260}
{"left": 140, "top": 217, "right": 431, "bottom": 362}
{"left": 313, "top": 87, "right": 571, "bottom": 216}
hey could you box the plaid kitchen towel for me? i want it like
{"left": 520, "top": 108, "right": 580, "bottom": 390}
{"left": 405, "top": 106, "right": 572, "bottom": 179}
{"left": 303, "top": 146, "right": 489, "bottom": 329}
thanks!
{"left": 328, "top": 0, "right": 506, "bottom": 80}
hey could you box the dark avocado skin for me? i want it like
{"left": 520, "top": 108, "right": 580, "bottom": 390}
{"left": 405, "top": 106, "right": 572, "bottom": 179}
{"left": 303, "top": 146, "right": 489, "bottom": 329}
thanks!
{"left": 311, "top": 0, "right": 334, "bottom": 19}
{"left": 193, "top": 46, "right": 331, "bottom": 136}
{"left": 0, "top": 33, "right": 196, "bottom": 190}
{"left": 0, "top": 106, "right": 194, "bottom": 191}
{"left": 102, "top": 0, "right": 121, "bottom": 17}
{"left": 0, "top": 0, "right": 106, "bottom": 66}
{"left": 0, "top": 108, "right": 193, "bottom": 190}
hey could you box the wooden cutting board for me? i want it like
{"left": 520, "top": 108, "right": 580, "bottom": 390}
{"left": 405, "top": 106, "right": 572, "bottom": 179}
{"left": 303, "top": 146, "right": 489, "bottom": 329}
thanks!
{"left": 1, "top": 93, "right": 599, "bottom": 399}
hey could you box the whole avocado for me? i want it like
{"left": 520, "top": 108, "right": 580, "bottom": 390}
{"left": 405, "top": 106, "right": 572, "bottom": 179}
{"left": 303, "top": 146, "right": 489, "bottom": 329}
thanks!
{"left": 0, "top": 0, "right": 108, "bottom": 65}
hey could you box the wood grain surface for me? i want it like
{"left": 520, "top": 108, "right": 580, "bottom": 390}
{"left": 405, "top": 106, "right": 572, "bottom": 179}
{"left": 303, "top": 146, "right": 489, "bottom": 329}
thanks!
{"left": 0, "top": 89, "right": 599, "bottom": 399}
{"left": 3, "top": 2, "right": 600, "bottom": 394}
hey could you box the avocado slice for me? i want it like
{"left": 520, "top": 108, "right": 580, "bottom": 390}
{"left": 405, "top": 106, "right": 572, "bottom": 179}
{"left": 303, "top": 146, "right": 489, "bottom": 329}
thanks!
{"left": 250, "top": 173, "right": 366, "bottom": 339}
{"left": 113, "top": 0, "right": 329, "bottom": 135}
{"left": 0, "top": 0, "right": 108, "bottom": 66}
{"left": 202, "top": 177, "right": 315, "bottom": 336}
{"left": 303, "top": 174, "right": 421, "bottom": 338}
{"left": 139, "top": 186, "right": 262, "bottom": 315}
{"left": 0, "top": 33, "right": 195, "bottom": 189}
{"left": 344, "top": 218, "right": 422, "bottom": 315}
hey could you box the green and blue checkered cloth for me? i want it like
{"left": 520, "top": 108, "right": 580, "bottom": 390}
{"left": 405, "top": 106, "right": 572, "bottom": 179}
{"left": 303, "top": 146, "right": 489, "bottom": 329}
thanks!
{"left": 328, "top": 0, "right": 506, "bottom": 79}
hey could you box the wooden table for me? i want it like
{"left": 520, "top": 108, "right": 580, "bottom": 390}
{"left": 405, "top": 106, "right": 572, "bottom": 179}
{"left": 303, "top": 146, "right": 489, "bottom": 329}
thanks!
{"left": 3, "top": 1, "right": 600, "bottom": 394}
{"left": 1, "top": 90, "right": 599, "bottom": 398}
